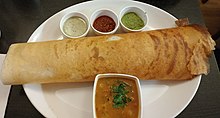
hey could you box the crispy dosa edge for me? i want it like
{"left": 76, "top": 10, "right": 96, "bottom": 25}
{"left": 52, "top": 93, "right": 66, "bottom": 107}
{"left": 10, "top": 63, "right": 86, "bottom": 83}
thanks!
{"left": 186, "top": 24, "right": 215, "bottom": 75}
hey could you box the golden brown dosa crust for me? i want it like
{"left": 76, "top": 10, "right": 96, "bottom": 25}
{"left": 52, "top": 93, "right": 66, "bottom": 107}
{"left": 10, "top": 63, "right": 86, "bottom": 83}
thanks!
{"left": 0, "top": 24, "right": 215, "bottom": 85}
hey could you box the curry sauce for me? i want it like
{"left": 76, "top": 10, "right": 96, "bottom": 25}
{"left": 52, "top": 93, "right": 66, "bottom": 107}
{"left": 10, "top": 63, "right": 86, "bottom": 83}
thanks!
{"left": 95, "top": 77, "right": 139, "bottom": 118}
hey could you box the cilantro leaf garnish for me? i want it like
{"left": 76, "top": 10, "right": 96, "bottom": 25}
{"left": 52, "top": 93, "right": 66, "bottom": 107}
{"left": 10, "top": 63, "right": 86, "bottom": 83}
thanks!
{"left": 111, "top": 80, "right": 132, "bottom": 108}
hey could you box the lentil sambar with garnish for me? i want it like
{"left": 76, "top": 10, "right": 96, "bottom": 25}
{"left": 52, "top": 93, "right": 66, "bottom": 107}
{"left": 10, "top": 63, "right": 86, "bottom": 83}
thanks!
{"left": 95, "top": 77, "right": 140, "bottom": 118}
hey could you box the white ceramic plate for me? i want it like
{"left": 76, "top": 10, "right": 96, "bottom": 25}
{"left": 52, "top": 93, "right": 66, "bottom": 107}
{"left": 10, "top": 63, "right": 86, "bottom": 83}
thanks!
{"left": 23, "top": 0, "right": 201, "bottom": 118}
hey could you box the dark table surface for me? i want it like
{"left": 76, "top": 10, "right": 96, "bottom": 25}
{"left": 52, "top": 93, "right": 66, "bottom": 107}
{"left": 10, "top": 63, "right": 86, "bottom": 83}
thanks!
{"left": 0, "top": 0, "right": 220, "bottom": 118}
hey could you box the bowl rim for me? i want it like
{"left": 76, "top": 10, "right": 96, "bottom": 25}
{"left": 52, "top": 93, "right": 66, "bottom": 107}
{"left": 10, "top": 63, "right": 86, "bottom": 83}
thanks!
{"left": 90, "top": 8, "right": 120, "bottom": 35}
{"left": 92, "top": 73, "right": 143, "bottom": 118}
{"left": 59, "top": 11, "right": 90, "bottom": 38}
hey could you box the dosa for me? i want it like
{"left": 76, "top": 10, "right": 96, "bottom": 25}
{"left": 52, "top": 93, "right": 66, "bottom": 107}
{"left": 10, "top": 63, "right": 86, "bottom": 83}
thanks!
{"left": 0, "top": 24, "right": 215, "bottom": 85}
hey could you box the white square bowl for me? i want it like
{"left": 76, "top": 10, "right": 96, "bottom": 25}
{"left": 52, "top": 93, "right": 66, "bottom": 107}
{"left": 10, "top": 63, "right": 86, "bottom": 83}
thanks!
{"left": 93, "top": 73, "right": 143, "bottom": 118}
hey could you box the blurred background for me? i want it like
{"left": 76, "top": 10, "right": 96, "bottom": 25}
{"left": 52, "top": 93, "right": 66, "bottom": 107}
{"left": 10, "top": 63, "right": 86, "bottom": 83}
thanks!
{"left": 200, "top": 0, "right": 220, "bottom": 69}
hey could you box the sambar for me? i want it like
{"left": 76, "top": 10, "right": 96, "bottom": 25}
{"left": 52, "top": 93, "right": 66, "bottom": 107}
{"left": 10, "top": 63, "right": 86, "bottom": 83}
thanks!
{"left": 95, "top": 77, "right": 140, "bottom": 118}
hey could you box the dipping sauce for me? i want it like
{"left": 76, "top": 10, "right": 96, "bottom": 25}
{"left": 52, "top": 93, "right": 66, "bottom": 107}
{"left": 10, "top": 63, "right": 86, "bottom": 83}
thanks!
{"left": 95, "top": 77, "right": 139, "bottom": 118}
{"left": 63, "top": 16, "right": 87, "bottom": 37}
{"left": 121, "top": 12, "right": 144, "bottom": 30}
{"left": 93, "top": 16, "right": 116, "bottom": 32}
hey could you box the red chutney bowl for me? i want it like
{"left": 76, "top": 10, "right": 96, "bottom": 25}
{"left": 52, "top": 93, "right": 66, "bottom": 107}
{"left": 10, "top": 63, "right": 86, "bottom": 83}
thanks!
{"left": 90, "top": 9, "right": 119, "bottom": 35}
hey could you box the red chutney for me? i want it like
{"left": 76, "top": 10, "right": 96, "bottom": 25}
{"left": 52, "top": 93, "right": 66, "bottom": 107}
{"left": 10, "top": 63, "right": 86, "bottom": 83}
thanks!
{"left": 93, "top": 15, "right": 116, "bottom": 32}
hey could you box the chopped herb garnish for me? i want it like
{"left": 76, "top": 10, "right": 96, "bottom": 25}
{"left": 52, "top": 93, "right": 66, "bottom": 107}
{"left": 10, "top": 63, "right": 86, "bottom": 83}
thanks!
{"left": 111, "top": 80, "right": 132, "bottom": 108}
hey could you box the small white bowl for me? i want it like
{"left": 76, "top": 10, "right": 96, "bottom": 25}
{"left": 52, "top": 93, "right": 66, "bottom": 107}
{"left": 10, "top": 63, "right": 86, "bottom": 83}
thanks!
{"left": 93, "top": 73, "right": 143, "bottom": 118}
{"left": 119, "top": 6, "right": 148, "bottom": 32}
{"left": 60, "top": 12, "right": 90, "bottom": 38}
{"left": 90, "top": 9, "right": 119, "bottom": 35}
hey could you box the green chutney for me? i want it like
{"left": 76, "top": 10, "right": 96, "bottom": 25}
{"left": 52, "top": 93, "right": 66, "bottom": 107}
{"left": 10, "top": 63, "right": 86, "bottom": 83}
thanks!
{"left": 121, "top": 12, "right": 145, "bottom": 30}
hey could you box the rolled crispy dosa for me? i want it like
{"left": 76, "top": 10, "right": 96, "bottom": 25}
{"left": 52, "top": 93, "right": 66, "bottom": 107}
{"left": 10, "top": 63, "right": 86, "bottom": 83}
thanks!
{"left": 1, "top": 24, "right": 215, "bottom": 85}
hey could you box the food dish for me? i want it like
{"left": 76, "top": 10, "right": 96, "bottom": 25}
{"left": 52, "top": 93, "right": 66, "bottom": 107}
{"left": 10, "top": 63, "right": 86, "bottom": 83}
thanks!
{"left": 60, "top": 12, "right": 90, "bottom": 38}
{"left": 1, "top": 25, "right": 214, "bottom": 85}
{"left": 22, "top": 0, "right": 202, "bottom": 118}
{"left": 90, "top": 9, "right": 119, "bottom": 35}
{"left": 119, "top": 6, "right": 148, "bottom": 32}
{"left": 93, "top": 74, "right": 142, "bottom": 118}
